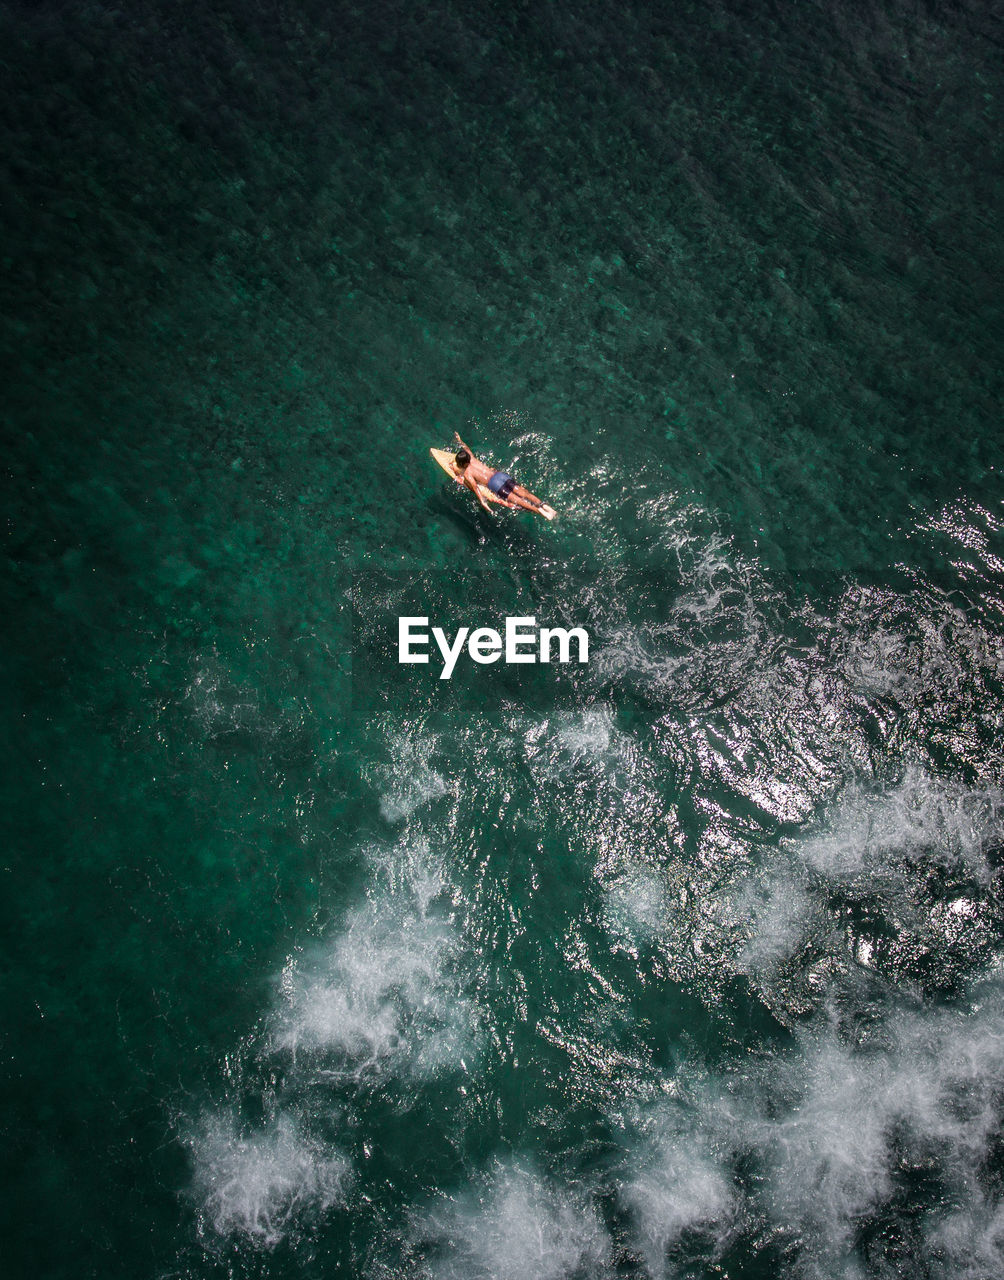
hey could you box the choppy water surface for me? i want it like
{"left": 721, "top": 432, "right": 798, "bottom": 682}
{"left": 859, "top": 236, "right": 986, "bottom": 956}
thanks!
{"left": 3, "top": 2, "right": 1002, "bottom": 1278}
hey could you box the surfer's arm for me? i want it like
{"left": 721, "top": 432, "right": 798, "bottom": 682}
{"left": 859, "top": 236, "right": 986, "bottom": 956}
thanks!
{"left": 464, "top": 472, "right": 492, "bottom": 512}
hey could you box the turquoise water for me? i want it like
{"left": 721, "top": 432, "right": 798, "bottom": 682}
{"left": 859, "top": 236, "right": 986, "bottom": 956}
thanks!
{"left": 3, "top": 2, "right": 1003, "bottom": 1277}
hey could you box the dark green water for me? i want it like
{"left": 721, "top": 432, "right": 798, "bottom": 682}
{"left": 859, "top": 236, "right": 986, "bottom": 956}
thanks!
{"left": 3, "top": 2, "right": 1003, "bottom": 1277}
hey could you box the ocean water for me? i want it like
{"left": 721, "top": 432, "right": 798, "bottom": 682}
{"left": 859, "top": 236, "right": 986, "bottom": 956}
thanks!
{"left": 3, "top": 1, "right": 1002, "bottom": 1277}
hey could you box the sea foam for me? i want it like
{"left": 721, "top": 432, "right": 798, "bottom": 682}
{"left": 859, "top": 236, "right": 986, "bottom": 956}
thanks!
{"left": 416, "top": 1159, "right": 611, "bottom": 1280}
{"left": 602, "top": 865, "right": 672, "bottom": 950}
{"left": 620, "top": 1111, "right": 734, "bottom": 1277}
{"left": 373, "top": 729, "right": 450, "bottom": 822}
{"left": 274, "top": 841, "right": 479, "bottom": 1077}
{"left": 186, "top": 1111, "right": 351, "bottom": 1245}
{"left": 185, "top": 837, "right": 479, "bottom": 1253}
{"left": 739, "top": 767, "right": 1004, "bottom": 1014}
{"left": 618, "top": 989, "right": 1004, "bottom": 1278}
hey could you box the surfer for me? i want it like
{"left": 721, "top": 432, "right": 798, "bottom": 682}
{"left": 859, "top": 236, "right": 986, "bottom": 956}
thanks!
{"left": 451, "top": 433, "right": 549, "bottom": 515}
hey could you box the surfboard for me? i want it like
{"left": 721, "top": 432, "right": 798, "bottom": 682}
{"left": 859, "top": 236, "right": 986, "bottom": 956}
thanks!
{"left": 430, "top": 448, "right": 556, "bottom": 520}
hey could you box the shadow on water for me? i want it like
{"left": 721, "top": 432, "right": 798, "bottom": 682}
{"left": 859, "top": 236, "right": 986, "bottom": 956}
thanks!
{"left": 427, "top": 491, "right": 550, "bottom": 560}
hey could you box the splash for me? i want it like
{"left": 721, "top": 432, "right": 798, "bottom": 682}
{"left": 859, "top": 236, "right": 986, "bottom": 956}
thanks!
{"left": 620, "top": 1109, "right": 734, "bottom": 1277}
{"left": 741, "top": 767, "right": 1004, "bottom": 1014}
{"left": 415, "top": 1158, "right": 611, "bottom": 1280}
{"left": 371, "top": 729, "right": 450, "bottom": 822}
{"left": 617, "top": 989, "right": 1004, "bottom": 1278}
{"left": 185, "top": 1112, "right": 351, "bottom": 1246}
{"left": 184, "top": 837, "right": 481, "bottom": 1252}
{"left": 273, "top": 842, "right": 479, "bottom": 1077}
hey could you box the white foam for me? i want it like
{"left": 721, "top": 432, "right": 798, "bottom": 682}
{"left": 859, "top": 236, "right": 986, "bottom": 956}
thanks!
{"left": 418, "top": 1159, "right": 611, "bottom": 1280}
{"left": 738, "top": 767, "right": 1004, "bottom": 1014}
{"left": 621, "top": 1114, "right": 733, "bottom": 1276}
{"left": 614, "top": 989, "right": 1004, "bottom": 1277}
{"left": 552, "top": 705, "right": 615, "bottom": 761}
{"left": 274, "top": 842, "right": 478, "bottom": 1077}
{"left": 186, "top": 1112, "right": 351, "bottom": 1246}
{"left": 182, "top": 840, "right": 480, "bottom": 1254}
{"left": 928, "top": 1196, "right": 1004, "bottom": 1280}
{"left": 800, "top": 766, "right": 1004, "bottom": 883}
{"left": 755, "top": 996, "right": 1002, "bottom": 1274}
{"left": 759, "top": 1037, "right": 896, "bottom": 1264}
{"left": 373, "top": 729, "right": 449, "bottom": 822}
{"left": 769, "top": 1001, "right": 1004, "bottom": 1272}
{"left": 525, "top": 706, "right": 623, "bottom": 781}
{"left": 737, "top": 873, "right": 817, "bottom": 974}
{"left": 602, "top": 866, "right": 671, "bottom": 949}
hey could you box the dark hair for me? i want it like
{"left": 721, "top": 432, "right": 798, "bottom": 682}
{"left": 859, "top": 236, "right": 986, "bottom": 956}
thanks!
{"left": 455, "top": 449, "right": 471, "bottom": 467}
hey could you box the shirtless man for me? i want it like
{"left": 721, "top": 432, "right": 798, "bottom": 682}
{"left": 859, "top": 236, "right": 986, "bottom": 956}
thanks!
{"left": 450, "top": 433, "right": 549, "bottom": 515}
